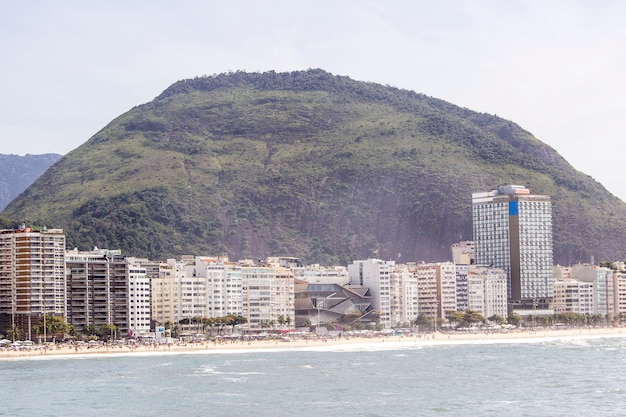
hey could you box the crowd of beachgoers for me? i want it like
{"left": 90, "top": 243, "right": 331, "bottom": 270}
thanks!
{"left": 1, "top": 325, "right": 623, "bottom": 359}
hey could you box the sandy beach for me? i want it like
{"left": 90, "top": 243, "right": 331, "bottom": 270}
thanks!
{"left": 1, "top": 327, "right": 624, "bottom": 360}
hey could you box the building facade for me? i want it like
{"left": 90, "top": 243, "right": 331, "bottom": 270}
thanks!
{"left": 241, "top": 263, "right": 295, "bottom": 331}
{"left": 127, "top": 258, "right": 151, "bottom": 335}
{"left": 467, "top": 266, "right": 508, "bottom": 319}
{"left": 194, "top": 257, "right": 243, "bottom": 318}
{"left": 348, "top": 259, "right": 393, "bottom": 328}
{"left": 0, "top": 226, "right": 66, "bottom": 340}
{"left": 472, "top": 185, "right": 554, "bottom": 311}
{"left": 65, "top": 248, "right": 131, "bottom": 336}
{"left": 416, "top": 262, "right": 457, "bottom": 324}
{"left": 389, "top": 263, "right": 419, "bottom": 326}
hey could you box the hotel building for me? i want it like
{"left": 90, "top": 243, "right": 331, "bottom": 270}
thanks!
{"left": 472, "top": 185, "right": 554, "bottom": 312}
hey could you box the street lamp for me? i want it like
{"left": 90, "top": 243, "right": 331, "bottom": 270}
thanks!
{"left": 316, "top": 299, "right": 324, "bottom": 334}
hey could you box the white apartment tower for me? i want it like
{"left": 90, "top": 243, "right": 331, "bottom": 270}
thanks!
{"left": 194, "top": 257, "right": 243, "bottom": 318}
{"left": 241, "top": 263, "right": 295, "bottom": 331}
{"left": 348, "top": 259, "right": 393, "bottom": 328}
{"left": 467, "top": 266, "right": 508, "bottom": 319}
{"left": 127, "top": 258, "right": 151, "bottom": 335}
{"left": 389, "top": 264, "right": 419, "bottom": 326}
{"left": 472, "top": 185, "right": 554, "bottom": 311}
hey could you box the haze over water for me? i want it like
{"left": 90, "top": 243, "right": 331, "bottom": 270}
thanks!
{"left": 2, "top": 335, "right": 625, "bottom": 417}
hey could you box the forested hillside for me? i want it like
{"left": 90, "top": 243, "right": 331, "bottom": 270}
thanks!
{"left": 2, "top": 70, "right": 624, "bottom": 265}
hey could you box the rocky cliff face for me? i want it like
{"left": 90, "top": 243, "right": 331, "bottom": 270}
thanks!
{"left": 2, "top": 70, "right": 624, "bottom": 265}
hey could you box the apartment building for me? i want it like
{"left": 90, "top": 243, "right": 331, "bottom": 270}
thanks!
{"left": 467, "top": 266, "right": 508, "bottom": 319}
{"left": 65, "top": 248, "right": 131, "bottom": 335}
{"left": 194, "top": 256, "right": 243, "bottom": 318}
{"left": 455, "top": 264, "right": 469, "bottom": 312}
{"left": 348, "top": 259, "right": 393, "bottom": 328}
{"left": 150, "top": 259, "right": 183, "bottom": 326}
{"left": 241, "top": 262, "right": 295, "bottom": 331}
{"left": 552, "top": 279, "right": 594, "bottom": 315}
{"left": 571, "top": 264, "right": 613, "bottom": 318}
{"left": 389, "top": 264, "right": 419, "bottom": 326}
{"left": 613, "top": 272, "right": 626, "bottom": 319}
{"left": 127, "top": 258, "right": 150, "bottom": 335}
{"left": 416, "top": 262, "right": 457, "bottom": 322}
{"left": 0, "top": 226, "right": 66, "bottom": 340}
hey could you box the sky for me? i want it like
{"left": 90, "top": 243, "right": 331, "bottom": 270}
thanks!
{"left": 2, "top": 1, "right": 625, "bottom": 201}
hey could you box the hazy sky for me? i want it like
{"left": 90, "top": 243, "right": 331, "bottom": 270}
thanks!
{"left": 2, "top": 1, "right": 625, "bottom": 201}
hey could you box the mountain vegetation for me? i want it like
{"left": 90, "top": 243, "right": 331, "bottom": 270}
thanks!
{"left": 0, "top": 153, "right": 61, "bottom": 211}
{"left": 2, "top": 69, "right": 625, "bottom": 265}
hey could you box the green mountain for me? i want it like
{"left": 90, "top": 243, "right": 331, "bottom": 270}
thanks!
{"left": 0, "top": 153, "right": 61, "bottom": 211}
{"left": 2, "top": 69, "right": 624, "bottom": 265}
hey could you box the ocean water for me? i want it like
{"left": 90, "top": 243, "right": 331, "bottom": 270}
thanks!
{"left": 1, "top": 335, "right": 625, "bottom": 417}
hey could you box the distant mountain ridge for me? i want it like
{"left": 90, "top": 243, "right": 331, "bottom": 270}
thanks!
{"left": 0, "top": 153, "right": 61, "bottom": 211}
{"left": 2, "top": 69, "right": 625, "bottom": 265}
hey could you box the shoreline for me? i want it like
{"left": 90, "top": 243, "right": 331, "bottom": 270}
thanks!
{"left": 1, "top": 327, "right": 624, "bottom": 361}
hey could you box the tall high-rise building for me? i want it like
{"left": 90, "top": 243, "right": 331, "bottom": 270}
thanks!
{"left": 0, "top": 226, "right": 66, "bottom": 340}
{"left": 472, "top": 185, "right": 554, "bottom": 311}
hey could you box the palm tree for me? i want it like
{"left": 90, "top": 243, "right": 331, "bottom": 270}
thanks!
{"left": 277, "top": 315, "right": 286, "bottom": 330}
{"left": 325, "top": 319, "right": 339, "bottom": 331}
{"left": 259, "top": 320, "right": 271, "bottom": 332}
{"left": 226, "top": 315, "right": 247, "bottom": 334}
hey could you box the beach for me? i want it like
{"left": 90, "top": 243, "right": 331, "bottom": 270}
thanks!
{"left": 1, "top": 326, "right": 624, "bottom": 360}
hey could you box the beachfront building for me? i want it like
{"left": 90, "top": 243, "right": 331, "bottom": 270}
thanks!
{"left": 127, "top": 258, "right": 151, "bottom": 336}
{"left": 295, "top": 282, "right": 375, "bottom": 330}
{"left": 241, "top": 262, "right": 295, "bottom": 332}
{"left": 65, "top": 248, "right": 131, "bottom": 336}
{"left": 150, "top": 259, "right": 183, "bottom": 327}
{"left": 194, "top": 256, "right": 243, "bottom": 317}
{"left": 0, "top": 226, "right": 66, "bottom": 340}
{"left": 466, "top": 266, "right": 508, "bottom": 319}
{"left": 270, "top": 263, "right": 296, "bottom": 330}
{"left": 455, "top": 264, "right": 469, "bottom": 312}
{"left": 180, "top": 259, "right": 208, "bottom": 322}
{"left": 613, "top": 272, "right": 626, "bottom": 320}
{"left": 571, "top": 264, "right": 613, "bottom": 318}
{"left": 348, "top": 259, "right": 393, "bottom": 328}
{"left": 552, "top": 279, "right": 594, "bottom": 315}
{"left": 472, "top": 185, "right": 554, "bottom": 313}
{"left": 416, "top": 262, "right": 457, "bottom": 324}
{"left": 389, "top": 263, "right": 419, "bottom": 326}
